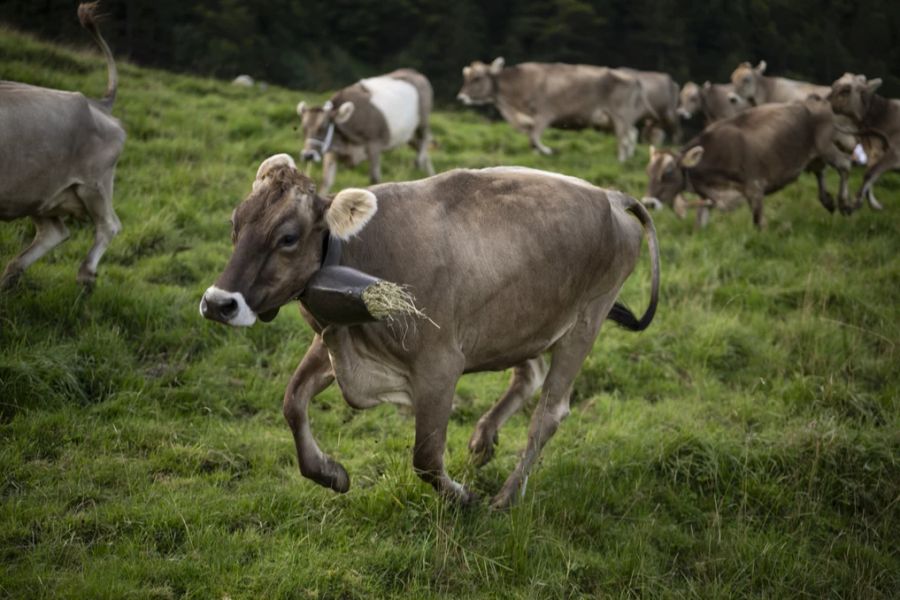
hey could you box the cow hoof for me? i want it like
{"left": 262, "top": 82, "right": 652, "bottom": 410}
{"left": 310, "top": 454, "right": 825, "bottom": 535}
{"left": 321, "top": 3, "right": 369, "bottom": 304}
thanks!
{"left": 306, "top": 458, "right": 350, "bottom": 493}
{"left": 489, "top": 488, "right": 517, "bottom": 511}
{"left": 77, "top": 267, "right": 97, "bottom": 291}
{"left": 468, "top": 429, "right": 499, "bottom": 467}
{"left": 0, "top": 271, "right": 21, "bottom": 291}
{"left": 839, "top": 204, "right": 854, "bottom": 216}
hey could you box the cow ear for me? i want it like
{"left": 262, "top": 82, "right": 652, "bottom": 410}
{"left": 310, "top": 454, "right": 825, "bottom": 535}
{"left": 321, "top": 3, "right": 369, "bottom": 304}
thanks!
{"left": 296, "top": 101, "right": 306, "bottom": 117}
{"left": 866, "top": 78, "right": 882, "bottom": 94}
{"left": 463, "top": 66, "right": 472, "bottom": 77}
{"left": 334, "top": 101, "right": 355, "bottom": 124}
{"left": 702, "top": 80, "right": 712, "bottom": 90}
{"left": 254, "top": 154, "right": 296, "bottom": 190}
{"left": 326, "top": 188, "right": 377, "bottom": 240}
{"left": 681, "top": 146, "right": 704, "bottom": 168}
{"left": 756, "top": 60, "right": 767, "bottom": 74}
{"left": 490, "top": 57, "right": 505, "bottom": 74}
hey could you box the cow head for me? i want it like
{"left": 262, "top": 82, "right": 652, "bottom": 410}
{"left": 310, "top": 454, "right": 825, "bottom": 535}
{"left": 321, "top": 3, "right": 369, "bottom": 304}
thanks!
{"left": 829, "top": 73, "right": 882, "bottom": 123}
{"left": 644, "top": 145, "right": 704, "bottom": 216}
{"left": 678, "top": 81, "right": 701, "bottom": 119}
{"left": 730, "top": 60, "right": 766, "bottom": 105}
{"left": 199, "top": 154, "right": 377, "bottom": 327}
{"left": 297, "top": 100, "right": 355, "bottom": 162}
{"left": 457, "top": 57, "right": 504, "bottom": 105}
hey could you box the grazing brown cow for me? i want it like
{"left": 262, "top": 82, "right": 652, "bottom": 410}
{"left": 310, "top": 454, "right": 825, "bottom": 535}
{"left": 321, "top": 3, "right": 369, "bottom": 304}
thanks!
{"left": 0, "top": 2, "right": 125, "bottom": 290}
{"left": 457, "top": 58, "right": 649, "bottom": 162}
{"left": 297, "top": 69, "right": 435, "bottom": 194}
{"left": 828, "top": 73, "right": 898, "bottom": 211}
{"left": 730, "top": 61, "right": 830, "bottom": 106}
{"left": 644, "top": 97, "right": 853, "bottom": 228}
{"left": 200, "top": 154, "right": 660, "bottom": 509}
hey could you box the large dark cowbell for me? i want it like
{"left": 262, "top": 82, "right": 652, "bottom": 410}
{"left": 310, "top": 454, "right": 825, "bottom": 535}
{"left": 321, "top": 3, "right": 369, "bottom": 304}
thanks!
{"left": 299, "top": 265, "right": 381, "bottom": 326}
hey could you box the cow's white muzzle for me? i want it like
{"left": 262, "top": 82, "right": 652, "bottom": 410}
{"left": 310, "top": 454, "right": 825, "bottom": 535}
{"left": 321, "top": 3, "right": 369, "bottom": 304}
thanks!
{"left": 199, "top": 286, "right": 257, "bottom": 326}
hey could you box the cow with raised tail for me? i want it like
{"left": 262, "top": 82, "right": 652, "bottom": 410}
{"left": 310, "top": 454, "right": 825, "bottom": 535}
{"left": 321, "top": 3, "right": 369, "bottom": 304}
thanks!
{"left": 297, "top": 69, "right": 435, "bottom": 194}
{"left": 200, "top": 154, "right": 660, "bottom": 509}
{"left": 0, "top": 2, "right": 125, "bottom": 290}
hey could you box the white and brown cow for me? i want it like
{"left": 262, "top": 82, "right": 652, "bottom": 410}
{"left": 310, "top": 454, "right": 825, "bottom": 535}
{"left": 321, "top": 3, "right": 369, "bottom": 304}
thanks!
{"left": 200, "top": 155, "right": 660, "bottom": 509}
{"left": 457, "top": 58, "right": 650, "bottom": 162}
{"left": 297, "top": 69, "right": 434, "bottom": 194}
{"left": 645, "top": 97, "right": 853, "bottom": 228}
{"left": 0, "top": 2, "right": 125, "bottom": 290}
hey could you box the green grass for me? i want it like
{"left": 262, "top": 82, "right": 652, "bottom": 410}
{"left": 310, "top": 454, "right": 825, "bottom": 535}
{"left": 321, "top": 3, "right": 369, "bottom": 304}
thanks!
{"left": 1, "top": 25, "right": 899, "bottom": 599}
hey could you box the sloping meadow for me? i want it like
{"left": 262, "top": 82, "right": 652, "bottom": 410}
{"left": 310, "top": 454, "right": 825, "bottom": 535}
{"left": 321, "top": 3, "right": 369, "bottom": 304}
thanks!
{"left": 1, "top": 24, "right": 898, "bottom": 599}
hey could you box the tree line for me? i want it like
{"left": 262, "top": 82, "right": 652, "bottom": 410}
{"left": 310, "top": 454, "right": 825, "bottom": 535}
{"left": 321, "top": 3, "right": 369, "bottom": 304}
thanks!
{"left": 3, "top": 0, "right": 898, "bottom": 101}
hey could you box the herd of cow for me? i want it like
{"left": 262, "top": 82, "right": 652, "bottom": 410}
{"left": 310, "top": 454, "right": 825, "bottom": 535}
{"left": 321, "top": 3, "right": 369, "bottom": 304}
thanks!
{"left": 1, "top": 4, "right": 897, "bottom": 508}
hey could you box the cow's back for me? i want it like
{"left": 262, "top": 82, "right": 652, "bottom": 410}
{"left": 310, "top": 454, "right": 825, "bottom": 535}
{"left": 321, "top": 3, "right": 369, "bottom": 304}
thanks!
{"left": 339, "top": 168, "right": 641, "bottom": 368}
{"left": 693, "top": 103, "right": 818, "bottom": 191}
{"left": 359, "top": 74, "right": 421, "bottom": 148}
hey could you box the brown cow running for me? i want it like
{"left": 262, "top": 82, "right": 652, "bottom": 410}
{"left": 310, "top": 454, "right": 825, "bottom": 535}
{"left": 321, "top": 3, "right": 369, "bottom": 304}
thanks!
{"left": 0, "top": 2, "right": 125, "bottom": 290}
{"left": 297, "top": 69, "right": 435, "bottom": 194}
{"left": 730, "top": 61, "right": 830, "bottom": 106}
{"left": 678, "top": 81, "right": 750, "bottom": 124}
{"left": 644, "top": 97, "right": 853, "bottom": 228}
{"left": 457, "top": 58, "right": 648, "bottom": 162}
{"left": 200, "top": 155, "right": 660, "bottom": 509}
{"left": 828, "top": 73, "right": 898, "bottom": 211}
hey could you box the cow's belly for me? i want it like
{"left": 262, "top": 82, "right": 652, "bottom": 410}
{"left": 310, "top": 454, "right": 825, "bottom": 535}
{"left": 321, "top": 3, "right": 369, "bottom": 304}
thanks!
{"left": 361, "top": 77, "right": 420, "bottom": 148}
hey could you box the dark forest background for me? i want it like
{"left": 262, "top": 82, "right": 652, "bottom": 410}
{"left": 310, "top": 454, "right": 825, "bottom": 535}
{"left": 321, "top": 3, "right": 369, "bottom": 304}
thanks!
{"left": 2, "top": 0, "right": 898, "bottom": 101}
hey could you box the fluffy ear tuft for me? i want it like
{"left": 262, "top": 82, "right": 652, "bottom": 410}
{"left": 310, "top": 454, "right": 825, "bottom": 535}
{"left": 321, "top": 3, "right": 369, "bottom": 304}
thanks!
{"left": 296, "top": 101, "right": 306, "bottom": 117}
{"left": 334, "top": 101, "right": 355, "bottom": 124}
{"left": 756, "top": 60, "right": 767, "bottom": 73}
{"left": 255, "top": 154, "right": 296, "bottom": 182}
{"left": 326, "top": 188, "right": 378, "bottom": 240}
{"left": 867, "top": 78, "right": 882, "bottom": 94}
{"left": 681, "top": 146, "right": 704, "bottom": 168}
{"left": 463, "top": 65, "right": 472, "bottom": 78}
{"left": 490, "top": 56, "right": 505, "bottom": 74}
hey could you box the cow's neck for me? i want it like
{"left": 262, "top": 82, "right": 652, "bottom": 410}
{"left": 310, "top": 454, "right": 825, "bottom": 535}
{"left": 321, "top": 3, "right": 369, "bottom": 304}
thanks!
{"left": 321, "top": 231, "right": 342, "bottom": 267}
{"left": 864, "top": 93, "right": 891, "bottom": 130}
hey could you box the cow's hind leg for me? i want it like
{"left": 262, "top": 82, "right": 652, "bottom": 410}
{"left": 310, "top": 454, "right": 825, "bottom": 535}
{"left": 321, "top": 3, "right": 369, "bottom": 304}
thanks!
{"left": 857, "top": 150, "right": 898, "bottom": 211}
{"left": 0, "top": 216, "right": 70, "bottom": 290}
{"left": 491, "top": 295, "right": 615, "bottom": 510}
{"left": 468, "top": 357, "right": 547, "bottom": 467}
{"left": 75, "top": 173, "right": 121, "bottom": 288}
{"left": 528, "top": 117, "right": 554, "bottom": 156}
{"left": 283, "top": 334, "right": 349, "bottom": 492}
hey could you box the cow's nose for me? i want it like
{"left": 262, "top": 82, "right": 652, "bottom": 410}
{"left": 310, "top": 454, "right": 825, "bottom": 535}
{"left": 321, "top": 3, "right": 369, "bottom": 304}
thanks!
{"left": 199, "top": 286, "right": 258, "bottom": 326}
{"left": 456, "top": 93, "right": 470, "bottom": 104}
{"left": 677, "top": 108, "right": 692, "bottom": 119}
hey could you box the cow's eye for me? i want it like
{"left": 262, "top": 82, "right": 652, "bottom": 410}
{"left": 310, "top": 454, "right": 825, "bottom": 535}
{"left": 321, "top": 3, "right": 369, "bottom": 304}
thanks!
{"left": 279, "top": 234, "right": 299, "bottom": 247}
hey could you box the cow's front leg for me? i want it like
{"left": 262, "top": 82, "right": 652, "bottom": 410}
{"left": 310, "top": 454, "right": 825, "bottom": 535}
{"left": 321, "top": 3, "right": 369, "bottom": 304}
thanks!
{"left": 410, "top": 359, "right": 475, "bottom": 503}
{"left": 413, "top": 128, "right": 435, "bottom": 175}
{"left": 491, "top": 296, "right": 612, "bottom": 510}
{"left": 366, "top": 145, "right": 382, "bottom": 184}
{"left": 1, "top": 216, "right": 70, "bottom": 290}
{"left": 745, "top": 183, "right": 766, "bottom": 230}
{"left": 528, "top": 118, "right": 553, "bottom": 156}
{"left": 469, "top": 357, "right": 546, "bottom": 467}
{"left": 813, "top": 167, "right": 836, "bottom": 213}
{"left": 282, "top": 334, "right": 348, "bottom": 492}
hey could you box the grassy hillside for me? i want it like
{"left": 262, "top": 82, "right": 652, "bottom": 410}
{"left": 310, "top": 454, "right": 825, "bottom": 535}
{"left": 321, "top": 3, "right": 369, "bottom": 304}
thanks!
{"left": 1, "top": 24, "right": 898, "bottom": 599}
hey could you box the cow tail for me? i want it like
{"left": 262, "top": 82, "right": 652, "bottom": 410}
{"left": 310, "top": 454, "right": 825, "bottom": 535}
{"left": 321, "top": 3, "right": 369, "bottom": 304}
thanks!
{"left": 78, "top": 2, "right": 118, "bottom": 111}
{"left": 607, "top": 197, "right": 660, "bottom": 332}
